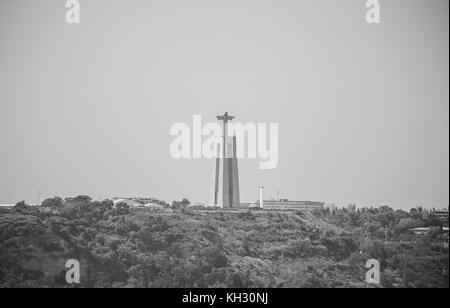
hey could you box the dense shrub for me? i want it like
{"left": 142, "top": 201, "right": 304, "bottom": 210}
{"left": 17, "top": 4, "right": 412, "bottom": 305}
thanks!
{"left": 0, "top": 196, "right": 447, "bottom": 288}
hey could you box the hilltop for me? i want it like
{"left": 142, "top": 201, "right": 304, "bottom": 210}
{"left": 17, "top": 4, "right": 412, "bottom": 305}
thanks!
{"left": 0, "top": 197, "right": 448, "bottom": 288}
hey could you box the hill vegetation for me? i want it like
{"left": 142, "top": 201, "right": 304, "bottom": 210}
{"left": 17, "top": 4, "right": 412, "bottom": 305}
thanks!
{"left": 0, "top": 196, "right": 448, "bottom": 288}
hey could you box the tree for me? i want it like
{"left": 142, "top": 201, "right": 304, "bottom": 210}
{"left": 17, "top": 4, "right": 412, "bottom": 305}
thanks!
{"left": 65, "top": 195, "right": 92, "bottom": 204}
{"left": 13, "top": 201, "right": 29, "bottom": 212}
{"left": 100, "top": 199, "right": 114, "bottom": 211}
{"left": 393, "top": 218, "right": 423, "bottom": 236}
{"left": 115, "top": 202, "right": 130, "bottom": 215}
{"left": 41, "top": 197, "right": 64, "bottom": 208}
{"left": 346, "top": 203, "right": 356, "bottom": 212}
{"left": 171, "top": 198, "right": 190, "bottom": 209}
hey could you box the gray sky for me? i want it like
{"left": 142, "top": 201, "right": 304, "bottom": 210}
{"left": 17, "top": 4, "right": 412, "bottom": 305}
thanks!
{"left": 0, "top": 0, "right": 448, "bottom": 209}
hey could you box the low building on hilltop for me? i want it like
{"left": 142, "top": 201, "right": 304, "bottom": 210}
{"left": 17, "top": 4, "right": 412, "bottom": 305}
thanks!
{"left": 240, "top": 199, "right": 325, "bottom": 211}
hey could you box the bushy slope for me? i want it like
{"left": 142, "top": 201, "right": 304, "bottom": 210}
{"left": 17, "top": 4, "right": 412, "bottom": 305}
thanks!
{"left": 0, "top": 199, "right": 448, "bottom": 288}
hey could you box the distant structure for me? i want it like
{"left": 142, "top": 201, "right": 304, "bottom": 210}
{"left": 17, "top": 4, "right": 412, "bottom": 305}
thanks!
{"left": 246, "top": 199, "right": 324, "bottom": 211}
{"left": 249, "top": 186, "right": 265, "bottom": 209}
{"left": 210, "top": 112, "right": 240, "bottom": 208}
{"left": 432, "top": 209, "right": 449, "bottom": 220}
{"left": 411, "top": 227, "right": 449, "bottom": 235}
{"left": 259, "top": 186, "right": 264, "bottom": 209}
{"left": 112, "top": 197, "right": 168, "bottom": 208}
{"left": 113, "top": 198, "right": 142, "bottom": 207}
{"left": 244, "top": 189, "right": 324, "bottom": 211}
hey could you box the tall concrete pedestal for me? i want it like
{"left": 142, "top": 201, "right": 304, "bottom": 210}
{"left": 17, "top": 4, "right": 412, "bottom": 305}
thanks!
{"left": 210, "top": 112, "right": 240, "bottom": 208}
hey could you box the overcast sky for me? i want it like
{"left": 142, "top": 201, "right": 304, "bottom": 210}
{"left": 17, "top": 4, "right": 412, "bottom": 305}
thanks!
{"left": 0, "top": 0, "right": 448, "bottom": 209}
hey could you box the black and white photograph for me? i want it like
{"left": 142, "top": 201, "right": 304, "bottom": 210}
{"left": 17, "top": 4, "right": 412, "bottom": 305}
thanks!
{"left": 0, "top": 0, "right": 448, "bottom": 294}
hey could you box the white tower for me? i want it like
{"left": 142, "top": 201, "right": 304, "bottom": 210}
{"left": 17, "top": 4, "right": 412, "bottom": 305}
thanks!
{"left": 259, "top": 186, "right": 264, "bottom": 209}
